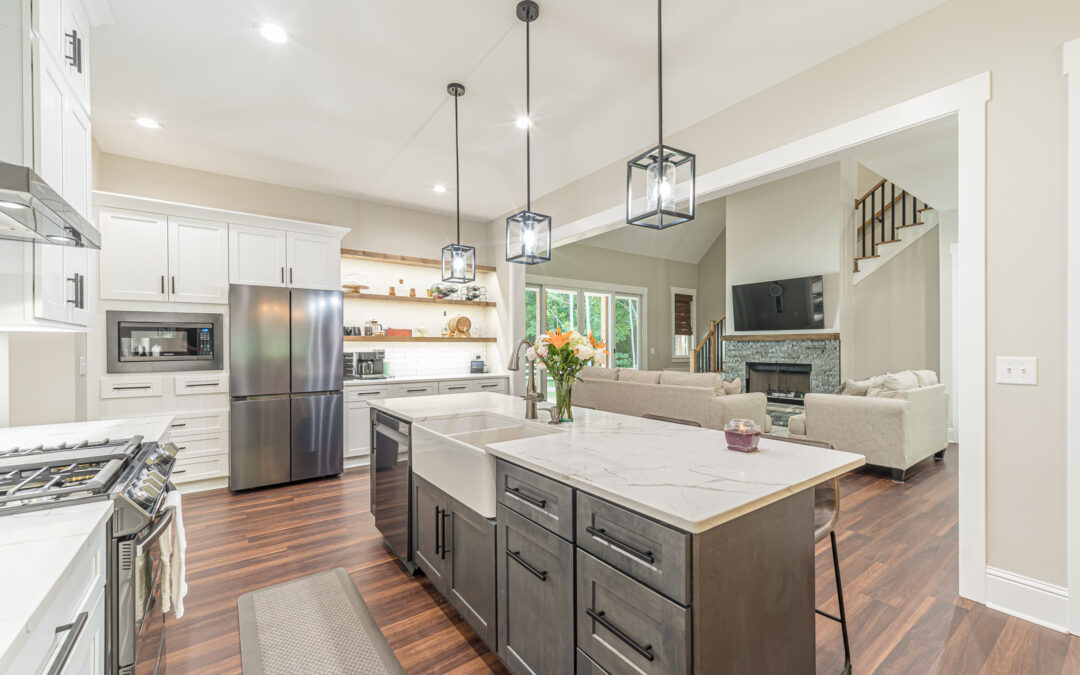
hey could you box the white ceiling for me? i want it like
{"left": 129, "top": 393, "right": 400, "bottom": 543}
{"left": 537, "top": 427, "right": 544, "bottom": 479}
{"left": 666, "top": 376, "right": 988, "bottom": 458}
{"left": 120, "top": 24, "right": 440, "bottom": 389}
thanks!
{"left": 855, "top": 115, "right": 959, "bottom": 210}
{"left": 580, "top": 196, "right": 726, "bottom": 264}
{"left": 91, "top": 0, "right": 945, "bottom": 221}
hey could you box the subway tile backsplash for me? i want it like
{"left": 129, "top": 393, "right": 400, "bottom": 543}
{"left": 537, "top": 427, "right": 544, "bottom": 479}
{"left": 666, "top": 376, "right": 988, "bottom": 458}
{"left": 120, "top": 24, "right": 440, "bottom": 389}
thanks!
{"left": 345, "top": 342, "right": 494, "bottom": 378}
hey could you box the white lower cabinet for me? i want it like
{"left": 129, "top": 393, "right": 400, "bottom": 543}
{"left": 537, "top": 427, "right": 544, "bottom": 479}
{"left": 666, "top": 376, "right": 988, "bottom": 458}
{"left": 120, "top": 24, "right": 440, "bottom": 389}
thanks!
{"left": 167, "top": 411, "right": 229, "bottom": 489}
{"left": 345, "top": 402, "right": 372, "bottom": 460}
{"left": 438, "top": 378, "right": 508, "bottom": 395}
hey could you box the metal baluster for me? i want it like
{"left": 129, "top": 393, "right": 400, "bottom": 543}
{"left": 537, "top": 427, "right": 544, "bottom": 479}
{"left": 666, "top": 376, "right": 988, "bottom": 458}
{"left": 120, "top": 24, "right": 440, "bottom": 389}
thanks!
{"left": 870, "top": 190, "right": 876, "bottom": 255}
{"left": 890, "top": 183, "right": 896, "bottom": 240}
{"left": 879, "top": 184, "right": 886, "bottom": 244}
{"left": 861, "top": 199, "right": 866, "bottom": 258}
{"left": 902, "top": 190, "right": 907, "bottom": 228}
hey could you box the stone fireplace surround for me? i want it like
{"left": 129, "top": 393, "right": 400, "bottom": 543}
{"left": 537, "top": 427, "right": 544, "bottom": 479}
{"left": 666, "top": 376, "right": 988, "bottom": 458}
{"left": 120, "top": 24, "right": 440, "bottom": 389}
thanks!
{"left": 723, "top": 333, "right": 841, "bottom": 397}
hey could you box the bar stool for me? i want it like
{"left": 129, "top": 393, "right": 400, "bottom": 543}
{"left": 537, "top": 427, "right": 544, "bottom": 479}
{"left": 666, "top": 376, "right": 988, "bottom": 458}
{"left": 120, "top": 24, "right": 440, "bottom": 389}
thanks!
{"left": 766, "top": 435, "right": 852, "bottom": 674}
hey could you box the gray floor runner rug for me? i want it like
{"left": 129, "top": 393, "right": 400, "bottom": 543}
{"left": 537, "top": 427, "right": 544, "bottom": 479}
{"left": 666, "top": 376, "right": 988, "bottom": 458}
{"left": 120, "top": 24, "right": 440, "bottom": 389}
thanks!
{"left": 237, "top": 567, "right": 405, "bottom": 675}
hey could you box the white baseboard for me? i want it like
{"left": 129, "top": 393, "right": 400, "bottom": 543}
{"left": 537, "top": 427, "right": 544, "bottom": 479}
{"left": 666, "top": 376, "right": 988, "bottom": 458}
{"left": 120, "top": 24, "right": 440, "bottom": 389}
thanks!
{"left": 985, "top": 567, "right": 1068, "bottom": 632}
{"left": 948, "top": 426, "right": 958, "bottom": 443}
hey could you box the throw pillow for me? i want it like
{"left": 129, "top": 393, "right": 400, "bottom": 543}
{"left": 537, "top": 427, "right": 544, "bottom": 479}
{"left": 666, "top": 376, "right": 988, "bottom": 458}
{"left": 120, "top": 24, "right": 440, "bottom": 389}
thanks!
{"left": 913, "top": 369, "right": 938, "bottom": 387}
{"left": 619, "top": 369, "right": 661, "bottom": 384}
{"left": 841, "top": 378, "right": 870, "bottom": 396}
{"left": 868, "top": 371, "right": 919, "bottom": 398}
{"left": 862, "top": 375, "right": 889, "bottom": 397}
{"left": 722, "top": 377, "right": 743, "bottom": 395}
{"left": 659, "top": 371, "right": 724, "bottom": 393}
{"left": 581, "top": 365, "right": 618, "bottom": 381}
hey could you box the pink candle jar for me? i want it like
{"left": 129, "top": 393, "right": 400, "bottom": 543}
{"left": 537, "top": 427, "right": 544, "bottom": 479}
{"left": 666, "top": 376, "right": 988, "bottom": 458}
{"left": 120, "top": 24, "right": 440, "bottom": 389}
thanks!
{"left": 724, "top": 418, "right": 761, "bottom": 453}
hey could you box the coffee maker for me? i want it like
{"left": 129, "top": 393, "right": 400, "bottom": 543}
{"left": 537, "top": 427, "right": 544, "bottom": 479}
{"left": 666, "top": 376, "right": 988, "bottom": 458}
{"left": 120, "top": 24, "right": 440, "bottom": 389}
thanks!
{"left": 356, "top": 350, "right": 387, "bottom": 379}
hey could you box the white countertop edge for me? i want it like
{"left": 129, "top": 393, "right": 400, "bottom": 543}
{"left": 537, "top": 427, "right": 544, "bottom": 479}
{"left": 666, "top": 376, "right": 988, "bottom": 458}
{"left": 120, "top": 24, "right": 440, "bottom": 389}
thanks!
{"left": 0, "top": 502, "right": 113, "bottom": 671}
{"left": 0, "top": 415, "right": 175, "bottom": 449}
{"left": 486, "top": 448, "right": 864, "bottom": 534}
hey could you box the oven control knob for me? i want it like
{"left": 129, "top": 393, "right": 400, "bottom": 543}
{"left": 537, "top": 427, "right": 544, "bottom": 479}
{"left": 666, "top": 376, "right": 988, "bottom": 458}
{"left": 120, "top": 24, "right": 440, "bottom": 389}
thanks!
{"left": 127, "top": 484, "right": 156, "bottom": 509}
{"left": 147, "top": 443, "right": 178, "bottom": 467}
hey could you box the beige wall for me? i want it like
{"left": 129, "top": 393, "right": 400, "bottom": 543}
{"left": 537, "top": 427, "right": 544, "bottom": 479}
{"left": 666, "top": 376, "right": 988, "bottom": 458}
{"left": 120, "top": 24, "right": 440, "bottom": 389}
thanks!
{"left": 527, "top": 244, "right": 699, "bottom": 371}
{"left": 94, "top": 150, "right": 494, "bottom": 265}
{"left": 850, "top": 228, "right": 941, "bottom": 380}
{"left": 516, "top": 0, "right": 1076, "bottom": 585}
{"left": 696, "top": 227, "right": 727, "bottom": 329}
{"left": 7, "top": 332, "right": 86, "bottom": 426}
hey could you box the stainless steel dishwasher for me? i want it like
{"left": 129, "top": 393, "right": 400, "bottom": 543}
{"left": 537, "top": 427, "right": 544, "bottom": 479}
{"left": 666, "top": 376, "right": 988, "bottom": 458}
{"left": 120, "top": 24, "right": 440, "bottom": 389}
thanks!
{"left": 371, "top": 410, "right": 416, "bottom": 572}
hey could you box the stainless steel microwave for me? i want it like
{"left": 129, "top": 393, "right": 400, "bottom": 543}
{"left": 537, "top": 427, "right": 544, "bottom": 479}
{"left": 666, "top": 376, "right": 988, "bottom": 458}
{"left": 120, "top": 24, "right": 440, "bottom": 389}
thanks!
{"left": 106, "top": 311, "right": 224, "bottom": 373}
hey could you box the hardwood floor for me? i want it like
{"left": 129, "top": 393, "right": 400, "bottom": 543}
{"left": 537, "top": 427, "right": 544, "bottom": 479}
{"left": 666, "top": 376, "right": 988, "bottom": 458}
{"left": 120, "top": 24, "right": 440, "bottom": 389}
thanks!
{"left": 167, "top": 446, "right": 1079, "bottom": 673}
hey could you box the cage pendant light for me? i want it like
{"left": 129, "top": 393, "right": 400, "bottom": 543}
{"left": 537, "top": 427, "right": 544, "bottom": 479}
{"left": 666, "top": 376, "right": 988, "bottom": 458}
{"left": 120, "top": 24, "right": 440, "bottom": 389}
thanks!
{"left": 506, "top": 0, "right": 552, "bottom": 265}
{"left": 442, "top": 82, "right": 476, "bottom": 283}
{"left": 626, "top": 0, "right": 695, "bottom": 229}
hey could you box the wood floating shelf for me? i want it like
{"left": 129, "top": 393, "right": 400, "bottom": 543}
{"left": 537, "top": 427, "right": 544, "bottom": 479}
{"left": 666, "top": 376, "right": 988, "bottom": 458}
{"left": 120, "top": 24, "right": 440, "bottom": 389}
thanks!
{"left": 720, "top": 333, "right": 840, "bottom": 342}
{"left": 341, "top": 248, "right": 497, "bottom": 274}
{"left": 344, "top": 336, "right": 497, "bottom": 343}
{"left": 344, "top": 292, "right": 495, "bottom": 308}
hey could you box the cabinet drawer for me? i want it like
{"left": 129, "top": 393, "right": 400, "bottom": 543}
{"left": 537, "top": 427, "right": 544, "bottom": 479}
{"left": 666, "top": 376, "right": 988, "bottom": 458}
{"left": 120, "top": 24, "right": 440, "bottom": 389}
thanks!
{"left": 438, "top": 381, "right": 473, "bottom": 395}
{"left": 172, "top": 433, "right": 226, "bottom": 460}
{"left": 394, "top": 383, "right": 436, "bottom": 397}
{"left": 167, "top": 410, "right": 227, "bottom": 437}
{"left": 99, "top": 376, "right": 163, "bottom": 399}
{"left": 172, "top": 453, "right": 228, "bottom": 484}
{"left": 576, "top": 550, "right": 690, "bottom": 675}
{"left": 473, "top": 378, "right": 507, "bottom": 393}
{"left": 496, "top": 460, "right": 574, "bottom": 540}
{"left": 576, "top": 492, "right": 690, "bottom": 605}
{"left": 577, "top": 649, "right": 609, "bottom": 674}
{"left": 497, "top": 505, "right": 574, "bottom": 675}
{"left": 346, "top": 385, "right": 394, "bottom": 402}
{"left": 174, "top": 373, "right": 228, "bottom": 396}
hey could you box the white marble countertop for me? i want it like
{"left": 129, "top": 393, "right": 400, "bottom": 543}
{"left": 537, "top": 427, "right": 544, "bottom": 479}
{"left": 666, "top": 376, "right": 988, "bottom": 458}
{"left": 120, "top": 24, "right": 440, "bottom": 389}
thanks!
{"left": 0, "top": 501, "right": 113, "bottom": 672}
{"left": 344, "top": 372, "right": 508, "bottom": 386}
{"left": 371, "top": 393, "right": 864, "bottom": 533}
{"left": 0, "top": 415, "right": 175, "bottom": 450}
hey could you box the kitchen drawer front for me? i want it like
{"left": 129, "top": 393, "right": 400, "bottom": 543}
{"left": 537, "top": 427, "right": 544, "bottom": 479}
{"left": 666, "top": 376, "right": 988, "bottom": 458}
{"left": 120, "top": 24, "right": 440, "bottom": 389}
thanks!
{"left": 394, "top": 383, "right": 437, "bottom": 397}
{"left": 99, "top": 376, "right": 163, "bottom": 399}
{"left": 167, "top": 410, "right": 228, "bottom": 437}
{"left": 576, "top": 550, "right": 690, "bottom": 675}
{"left": 174, "top": 373, "right": 229, "bottom": 396}
{"left": 577, "top": 649, "right": 609, "bottom": 674}
{"left": 8, "top": 523, "right": 106, "bottom": 674}
{"left": 171, "top": 433, "right": 226, "bottom": 460}
{"left": 496, "top": 460, "right": 574, "bottom": 540}
{"left": 346, "top": 385, "right": 395, "bottom": 402}
{"left": 497, "top": 505, "right": 574, "bottom": 675}
{"left": 172, "top": 453, "right": 229, "bottom": 484}
{"left": 438, "top": 380, "right": 473, "bottom": 395}
{"left": 473, "top": 378, "right": 508, "bottom": 393}
{"left": 576, "top": 492, "right": 690, "bottom": 605}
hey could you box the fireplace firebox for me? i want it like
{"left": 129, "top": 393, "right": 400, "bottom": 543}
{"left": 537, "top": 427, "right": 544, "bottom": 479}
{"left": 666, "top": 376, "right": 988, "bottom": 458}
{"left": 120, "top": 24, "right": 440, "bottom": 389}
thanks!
{"left": 746, "top": 362, "right": 812, "bottom": 404}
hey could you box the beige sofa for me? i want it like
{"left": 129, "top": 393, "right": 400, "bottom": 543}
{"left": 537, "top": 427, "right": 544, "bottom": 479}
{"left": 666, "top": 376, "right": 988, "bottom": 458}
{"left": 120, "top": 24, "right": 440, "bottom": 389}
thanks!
{"left": 787, "top": 370, "right": 948, "bottom": 481}
{"left": 573, "top": 367, "right": 772, "bottom": 432}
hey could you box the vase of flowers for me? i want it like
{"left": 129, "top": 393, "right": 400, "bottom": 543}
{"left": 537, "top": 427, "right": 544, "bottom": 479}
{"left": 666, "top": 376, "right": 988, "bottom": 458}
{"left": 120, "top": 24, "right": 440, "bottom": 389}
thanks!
{"left": 527, "top": 328, "right": 607, "bottom": 422}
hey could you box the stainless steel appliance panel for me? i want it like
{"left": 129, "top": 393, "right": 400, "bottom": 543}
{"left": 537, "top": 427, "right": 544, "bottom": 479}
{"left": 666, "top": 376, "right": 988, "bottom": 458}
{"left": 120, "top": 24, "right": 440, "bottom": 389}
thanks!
{"left": 107, "top": 310, "right": 224, "bottom": 373}
{"left": 290, "top": 288, "right": 344, "bottom": 394}
{"left": 229, "top": 285, "right": 291, "bottom": 397}
{"left": 230, "top": 397, "right": 292, "bottom": 490}
{"left": 290, "top": 393, "right": 343, "bottom": 481}
{"left": 372, "top": 411, "right": 412, "bottom": 567}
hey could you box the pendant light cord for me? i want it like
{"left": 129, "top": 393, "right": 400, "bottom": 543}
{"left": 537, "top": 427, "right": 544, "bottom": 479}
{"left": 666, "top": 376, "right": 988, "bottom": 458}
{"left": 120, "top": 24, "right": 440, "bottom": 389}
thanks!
{"left": 526, "top": 18, "right": 532, "bottom": 213}
{"left": 657, "top": 0, "right": 663, "bottom": 152}
{"left": 454, "top": 90, "right": 461, "bottom": 245}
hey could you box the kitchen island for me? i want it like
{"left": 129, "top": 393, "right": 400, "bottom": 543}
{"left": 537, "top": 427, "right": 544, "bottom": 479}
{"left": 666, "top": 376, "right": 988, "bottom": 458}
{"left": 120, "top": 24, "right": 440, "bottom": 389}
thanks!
{"left": 370, "top": 392, "right": 863, "bottom": 674}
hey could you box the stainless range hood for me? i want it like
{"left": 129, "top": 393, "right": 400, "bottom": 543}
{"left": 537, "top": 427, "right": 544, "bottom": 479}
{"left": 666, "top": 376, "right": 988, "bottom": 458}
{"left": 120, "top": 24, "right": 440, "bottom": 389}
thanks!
{"left": 0, "top": 161, "right": 100, "bottom": 249}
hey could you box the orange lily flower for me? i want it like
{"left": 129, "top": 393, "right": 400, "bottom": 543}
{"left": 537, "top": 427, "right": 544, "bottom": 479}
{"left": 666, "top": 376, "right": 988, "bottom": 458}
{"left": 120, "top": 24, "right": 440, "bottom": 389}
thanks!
{"left": 587, "top": 331, "right": 608, "bottom": 353}
{"left": 545, "top": 328, "right": 570, "bottom": 349}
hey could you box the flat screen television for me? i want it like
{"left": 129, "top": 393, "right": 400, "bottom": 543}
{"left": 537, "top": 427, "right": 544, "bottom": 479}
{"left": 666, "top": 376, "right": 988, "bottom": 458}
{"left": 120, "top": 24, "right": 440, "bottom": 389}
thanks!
{"left": 731, "top": 275, "right": 825, "bottom": 332}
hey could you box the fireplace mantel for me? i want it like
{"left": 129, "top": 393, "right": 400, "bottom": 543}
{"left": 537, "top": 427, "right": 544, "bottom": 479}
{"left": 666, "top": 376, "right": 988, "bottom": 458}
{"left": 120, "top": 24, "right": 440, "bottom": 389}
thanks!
{"left": 721, "top": 333, "right": 840, "bottom": 342}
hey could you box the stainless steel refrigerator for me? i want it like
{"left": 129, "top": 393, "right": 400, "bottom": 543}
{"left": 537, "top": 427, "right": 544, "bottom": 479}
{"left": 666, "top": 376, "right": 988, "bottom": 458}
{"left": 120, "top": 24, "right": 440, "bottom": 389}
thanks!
{"left": 229, "top": 284, "right": 344, "bottom": 490}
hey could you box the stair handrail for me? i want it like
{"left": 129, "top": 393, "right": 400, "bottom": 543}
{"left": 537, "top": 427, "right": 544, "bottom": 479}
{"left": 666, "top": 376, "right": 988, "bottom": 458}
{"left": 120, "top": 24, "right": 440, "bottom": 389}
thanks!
{"left": 690, "top": 315, "right": 725, "bottom": 373}
{"left": 853, "top": 178, "right": 930, "bottom": 264}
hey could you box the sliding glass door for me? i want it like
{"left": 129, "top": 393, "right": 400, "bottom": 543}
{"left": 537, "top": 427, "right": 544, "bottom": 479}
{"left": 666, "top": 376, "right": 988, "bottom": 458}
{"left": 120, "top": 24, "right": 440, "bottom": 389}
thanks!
{"left": 614, "top": 295, "right": 641, "bottom": 369}
{"left": 526, "top": 283, "right": 642, "bottom": 374}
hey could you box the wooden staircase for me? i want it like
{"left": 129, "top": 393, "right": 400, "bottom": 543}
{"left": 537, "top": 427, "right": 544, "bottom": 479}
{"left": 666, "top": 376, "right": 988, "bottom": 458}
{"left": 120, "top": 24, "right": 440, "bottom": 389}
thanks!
{"left": 853, "top": 178, "right": 934, "bottom": 283}
{"left": 690, "top": 316, "right": 725, "bottom": 373}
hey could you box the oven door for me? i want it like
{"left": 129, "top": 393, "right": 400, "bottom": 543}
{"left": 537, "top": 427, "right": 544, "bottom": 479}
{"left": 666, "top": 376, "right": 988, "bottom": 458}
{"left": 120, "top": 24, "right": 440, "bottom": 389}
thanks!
{"left": 128, "top": 505, "right": 175, "bottom": 675}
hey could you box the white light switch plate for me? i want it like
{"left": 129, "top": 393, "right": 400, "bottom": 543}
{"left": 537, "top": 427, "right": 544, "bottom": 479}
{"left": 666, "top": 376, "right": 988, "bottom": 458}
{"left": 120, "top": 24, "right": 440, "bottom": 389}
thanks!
{"left": 996, "top": 356, "right": 1037, "bottom": 385}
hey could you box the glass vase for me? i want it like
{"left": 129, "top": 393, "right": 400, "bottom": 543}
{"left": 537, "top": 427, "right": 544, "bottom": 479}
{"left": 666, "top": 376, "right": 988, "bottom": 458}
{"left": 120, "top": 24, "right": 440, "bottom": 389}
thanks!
{"left": 553, "top": 372, "right": 575, "bottom": 423}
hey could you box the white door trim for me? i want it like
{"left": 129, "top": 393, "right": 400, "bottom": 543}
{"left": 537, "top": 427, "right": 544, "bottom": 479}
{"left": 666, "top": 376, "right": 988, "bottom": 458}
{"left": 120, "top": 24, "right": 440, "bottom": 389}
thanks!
{"left": 551, "top": 72, "right": 991, "bottom": 603}
{"left": 1063, "top": 35, "right": 1080, "bottom": 635}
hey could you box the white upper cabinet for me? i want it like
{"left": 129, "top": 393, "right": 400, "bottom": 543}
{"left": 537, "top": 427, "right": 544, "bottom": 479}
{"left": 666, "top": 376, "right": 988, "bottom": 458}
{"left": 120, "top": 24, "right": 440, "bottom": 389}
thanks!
{"left": 286, "top": 230, "right": 340, "bottom": 290}
{"left": 61, "top": 94, "right": 91, "bottom": 217}
{"left": 168, "top": 217, "right": 229, "bottom": 303}
{"left": 34, "top": 0, "right": 90, "bottom": 112}
{"left": 99, "top": 208, "right": 229, "bottom": 304}
{"left": 99, "top": 208, "right": 170, "bottom": 302}
{"left": 229, "top": 223, "right": 288, "bottom": 287}
{"left": 34, "top": 243, "right": 89, "bottom": 326}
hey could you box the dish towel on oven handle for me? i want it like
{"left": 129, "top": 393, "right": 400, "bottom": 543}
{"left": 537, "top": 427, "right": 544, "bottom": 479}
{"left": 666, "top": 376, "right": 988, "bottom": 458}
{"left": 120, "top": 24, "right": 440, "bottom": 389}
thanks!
{"left": 159, "top": 489, "right": 188, "bottom": 619}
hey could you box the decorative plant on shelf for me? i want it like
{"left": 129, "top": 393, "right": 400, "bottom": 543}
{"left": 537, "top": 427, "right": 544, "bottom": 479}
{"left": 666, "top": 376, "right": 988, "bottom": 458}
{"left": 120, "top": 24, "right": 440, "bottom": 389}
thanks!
{"left": 527, "top": 328, "right": 607, "bottom": 422}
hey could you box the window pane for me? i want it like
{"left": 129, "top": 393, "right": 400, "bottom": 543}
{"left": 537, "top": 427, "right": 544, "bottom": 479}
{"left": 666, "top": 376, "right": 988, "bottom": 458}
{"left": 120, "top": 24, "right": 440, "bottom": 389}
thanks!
{"left": 584, "top": 292, "right": 611, "bottom": 359}
{"left": 525, "top": 287, "right": 539, "bottom": 344}
{"left": 614, "top": 295, "right": 640, "bottom": 369}
{"left": 674, "top": 334, "right": 691, "bottom": 358}
{"left": 545, "top": 289, "right": 577, "bottom": 333}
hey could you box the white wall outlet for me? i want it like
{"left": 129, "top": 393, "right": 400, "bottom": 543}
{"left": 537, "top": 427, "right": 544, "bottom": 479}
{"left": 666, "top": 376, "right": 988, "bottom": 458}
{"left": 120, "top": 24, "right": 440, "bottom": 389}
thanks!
{"left": 79, "top": 356, "right": 87, "bottom": 375}
{"left": 649, "top": 347, "right": 656, "bottom": 355}
{"left": 995, "top": 356, "right": 1037, "bottom": 385}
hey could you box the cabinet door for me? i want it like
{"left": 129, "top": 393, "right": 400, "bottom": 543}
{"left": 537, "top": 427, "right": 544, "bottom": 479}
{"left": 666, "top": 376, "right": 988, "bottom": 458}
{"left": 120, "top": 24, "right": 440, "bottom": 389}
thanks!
{"left": 447, "top": 501, "right": 497, "bottom": 649}
{"left": 413, "top": 476, "right": 449, "bottom": 593}
{"left": 64, "top": 246, "right": 89, "bottom": 325}
{"left": 345, "top": 402, "right": 372, "bottom": 459}
{"left": 229, "top": 223, "right": 287, "bottom": 287}
{"left": 59, "top": 0, "right": 90, "bottom": 108}
{"left": 99, "top": 208, "right": 169, "bottom": 301}
{"left": 34, "top": 0, "right": 64, "bottom": 68}
{"left": 497, "top": 504, "right": 575, "bottom": 675}
{"left": 33, "top": 242, "right": 69, "bottom": 323}
{"left": 35, "top": 51, "right": 65, "bottom": 194}
{"left": 286, "top": 230, "right": 339, "bottom": 290}
{"left": 61, "top": 94, "right": 91, "bottom": 219}
{"left": 168, "top": 217, "right": 229, "bottom": 303}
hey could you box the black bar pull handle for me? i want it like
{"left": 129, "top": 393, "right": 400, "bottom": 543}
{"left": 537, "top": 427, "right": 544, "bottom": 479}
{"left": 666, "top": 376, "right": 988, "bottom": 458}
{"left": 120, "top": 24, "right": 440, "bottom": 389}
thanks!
{"left": 585, "top": 608, "right": 655, "bottom": 662}
{"left": 171, "top": 276, "right": 176, "bottom": 294}
{"left": 114, "top": 385, "right": 152, "bottom": 391}
{"left": 505, "top": 485, "right": 546, "bottom": 509}
{"left": 161, "top": 275, "right": 165, "bottom": 294}
{"left": 440, "top": 509, "right": 450, "bottom": 559}
{"left": 434, "top": 506, "right": 442, "bottom": 555}
{"left": 508, "top": 550, "right": 547, "bottom": 581}
{"left": 281, "top": 267, "right": 285, "bottom": 283}
{"left": 585, "top": 525, "right": 655, "bottom": 564}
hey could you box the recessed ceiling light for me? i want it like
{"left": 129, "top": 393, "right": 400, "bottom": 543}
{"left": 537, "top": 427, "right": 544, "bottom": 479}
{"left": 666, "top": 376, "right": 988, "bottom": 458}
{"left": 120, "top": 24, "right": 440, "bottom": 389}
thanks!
{"left": 515, "top": 116, "right": 532, "bottom": 129}
{"left": 135, "top": 117, "right": 160, "bottom": 129}
{"left": 259, "top": 23, "right": 289, "bottom": 44}
{"left": 433, "top": 184, "right": 447, "bottom": 193}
